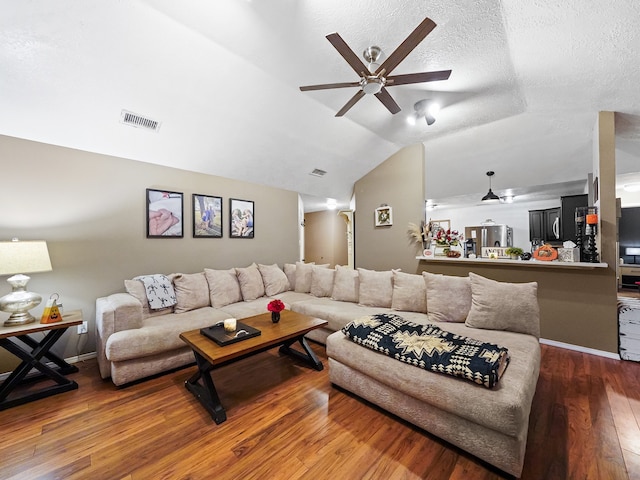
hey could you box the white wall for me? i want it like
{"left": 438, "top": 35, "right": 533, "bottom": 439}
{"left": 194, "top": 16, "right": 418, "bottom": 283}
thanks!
{"left": 427, "top": 198, "right": 562, "bottom": 252}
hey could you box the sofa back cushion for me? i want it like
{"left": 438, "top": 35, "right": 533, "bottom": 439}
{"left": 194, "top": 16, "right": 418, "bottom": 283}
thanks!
{"left": 235, "top": 263, "right": 266, "bottom": 301}
{"left": 124, "top": 274, "right": 176, "bottom": 318}
{"left": 423, "top": 272, "right": 471, "bottom": 322}
{"left": 293, "top": 261, "right": 315, "bottom": 293}
{"left": 357, "top": 268, "right": 394, "bottom": 308}
{"left": 465, "top": 272, "right": 540, "bottom": 337}
{"left": 258, "top": 263, "right": 291, "bottom": 296}
{"left": 204, "top": 268, "right": 243, "bottom": 308}
{"left": 310, "top": 266, "right": 336, "bottom": 297}
{"left": 391, "top": 271, "right": 427, "bottom": 313}
{"left": 283, "top": 263, "right": 297, "bottom": 291}
{"left": 331, "top": 265, "right": 359, "bottom": 303}
{"left": 173, "top": 272, "right": 211, "bottom": 313}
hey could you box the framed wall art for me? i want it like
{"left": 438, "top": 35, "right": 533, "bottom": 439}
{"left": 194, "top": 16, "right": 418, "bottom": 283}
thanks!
{"left": 193, "top": 194, "right": 223, "bottom": 238}
{"left": 375, "top": 205, "right": 393, "bottom": 227}
{"left": 146, "top": 188, "right": 184, "bottom": 238}
{"left": 229, "top": 198, "right": 254, "bottom": 238}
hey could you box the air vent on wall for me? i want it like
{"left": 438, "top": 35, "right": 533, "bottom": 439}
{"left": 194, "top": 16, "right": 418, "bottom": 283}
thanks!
{"left": 120, "top": 110, "right": 161, "bottom": 132}
{"left": 309, "top": 169, "right": 327, "bottom": 177}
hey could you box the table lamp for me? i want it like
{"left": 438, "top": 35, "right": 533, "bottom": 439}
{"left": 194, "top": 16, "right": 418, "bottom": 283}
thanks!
{"left": 0, "top": 239, "right": 52, "bottom": 326}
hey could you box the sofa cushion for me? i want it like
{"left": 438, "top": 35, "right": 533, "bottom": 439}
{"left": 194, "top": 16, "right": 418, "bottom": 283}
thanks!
{"left": 331, "top": 265, "right": 359, "bottom": 302}
{"left": 124, "top": 275, "right": 175, "bottom": 318}
{"left": 290, "top": 297, "right": 391, "bottom": 332}
{"left": 236, "top": 263, "right": 266, "bottom": 301}
{"left": 258, "top": 263, "right": 291, "bottom": 296}
{"left": 204, "top": 268, "right": 243, "bottom": 308}
{"left": 310, "top": 266, "right": 336, "bottom": 297}
{"left": 283, "top": 263, "right": 297, "bottom": 291}
{"left": 423, "top": 272, "right": 471, "bottom": 322}
{"left": 357, "top": 268, "right": 394, "bottom": 308}
{"left": 465, "top": 272, "right": 540, "bottom": 338}
{"left": 294, "top": 261, "right": 315, "bottom": 293}
{"left": 173, "top": 272, "right": 210, "bottom": 314}
{"left": 391, "top": 271, "right": 427, "bottom": 313}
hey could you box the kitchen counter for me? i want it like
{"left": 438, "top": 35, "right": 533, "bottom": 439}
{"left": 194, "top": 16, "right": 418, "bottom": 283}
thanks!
{"left": 416, "top": 255, "right": 608, "bottom": 270}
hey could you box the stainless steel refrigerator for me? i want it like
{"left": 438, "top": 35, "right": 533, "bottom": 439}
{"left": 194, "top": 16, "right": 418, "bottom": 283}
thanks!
{"left": 464, "top": 225, "right": 513, "bottom": 256}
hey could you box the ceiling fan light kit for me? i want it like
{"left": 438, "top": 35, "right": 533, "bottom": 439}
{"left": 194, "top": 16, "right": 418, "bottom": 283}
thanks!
{"left": 299, "top": 17, "right": 452, "bottom": 117}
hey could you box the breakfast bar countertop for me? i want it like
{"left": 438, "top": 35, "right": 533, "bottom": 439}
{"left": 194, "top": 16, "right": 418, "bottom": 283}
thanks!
{"left": 416, "top": 256, "right": 608, "bottom": 270}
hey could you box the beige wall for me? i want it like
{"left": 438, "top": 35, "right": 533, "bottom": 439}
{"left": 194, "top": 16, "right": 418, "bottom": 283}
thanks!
{"left": 354, "top": 144, "right": 425, "bottom": 272}
{"left": 0, "top": 135, "right": 299, "bottom": 372}
{"left": 304, "top": 210, "right": 347, "bottom": 267}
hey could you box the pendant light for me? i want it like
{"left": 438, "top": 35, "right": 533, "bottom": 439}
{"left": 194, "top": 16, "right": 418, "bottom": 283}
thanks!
{"left": 481, "top": 171, "right": 500, "bottom": 202}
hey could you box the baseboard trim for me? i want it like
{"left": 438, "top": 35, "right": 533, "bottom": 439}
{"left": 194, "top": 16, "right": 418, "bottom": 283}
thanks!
{"left": 540, "top": 338, "right": 620, "bottom": 360}
{"left": 0, "top": 351, "right": 97, "bottom": 382}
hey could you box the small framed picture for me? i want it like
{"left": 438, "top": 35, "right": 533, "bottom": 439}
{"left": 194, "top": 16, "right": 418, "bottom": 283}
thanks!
{"left": 375, "top": 206, "right": 393, "bottom": 227}
{"left": 230, "top": 198, "right": 254, "bottom": 238}
{"left": 146, "top": 189, "right": 183, "bottom": 238}
{"left": 193, "top": 194, "right": 223, "bottom": 238}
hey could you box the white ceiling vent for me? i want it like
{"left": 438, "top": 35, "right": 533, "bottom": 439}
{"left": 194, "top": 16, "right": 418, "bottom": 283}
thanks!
{"left": 120, "top": 110, "right": 161, "bottom": 132}
{"left": 309, "top": 168, "right": 327, "bottom": 177}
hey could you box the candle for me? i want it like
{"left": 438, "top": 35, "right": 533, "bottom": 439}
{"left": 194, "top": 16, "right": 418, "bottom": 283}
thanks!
{"left": 223, "top": 318, "right": 237, "bottom": 332}
{"left": 586, "top": 213, "right": 598, "bottom": 225}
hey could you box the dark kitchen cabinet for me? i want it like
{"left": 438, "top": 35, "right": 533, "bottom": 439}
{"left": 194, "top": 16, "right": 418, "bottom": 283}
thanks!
{"left": 560, "top": 194, "right": 588, "bottom": 243}
{"left": 529, "top": 207, "right": 560, "bottom": 243}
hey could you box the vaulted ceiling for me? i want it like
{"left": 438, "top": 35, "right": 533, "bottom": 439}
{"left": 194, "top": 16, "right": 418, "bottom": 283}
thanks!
{"left": 2, "top": 1, "right": 639, "bottom": 211}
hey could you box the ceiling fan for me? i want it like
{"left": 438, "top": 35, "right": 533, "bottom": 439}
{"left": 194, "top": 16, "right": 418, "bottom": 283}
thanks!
{"left": 299, "top": 17, "right": 451, "bottom": 117}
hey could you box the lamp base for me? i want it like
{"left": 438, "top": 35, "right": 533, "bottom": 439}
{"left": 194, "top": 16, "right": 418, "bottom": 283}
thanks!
{"left": 3, "top": 311, "right": 36, "bottom": 326}
{"left": 0, "top": 274, "right": 42, "bottom": 327}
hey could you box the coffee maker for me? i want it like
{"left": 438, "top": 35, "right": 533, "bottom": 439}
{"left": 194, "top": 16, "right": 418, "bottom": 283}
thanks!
{"left": 464, "top": 239, "right": 476, "bottom": 258}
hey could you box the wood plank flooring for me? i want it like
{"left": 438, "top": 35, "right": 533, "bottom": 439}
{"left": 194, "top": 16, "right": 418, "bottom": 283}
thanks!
{"left": 1, "top": 341, "right": 639, "bottom": 480}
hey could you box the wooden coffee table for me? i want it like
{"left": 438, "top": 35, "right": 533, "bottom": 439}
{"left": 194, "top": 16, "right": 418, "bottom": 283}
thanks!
{"left": 179, "top": 309, "right": 327, "bottom": 424}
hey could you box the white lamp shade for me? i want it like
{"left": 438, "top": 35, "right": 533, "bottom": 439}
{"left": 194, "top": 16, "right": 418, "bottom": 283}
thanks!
{"left": 0, "top": 240, "right": 52, "bottom": 276}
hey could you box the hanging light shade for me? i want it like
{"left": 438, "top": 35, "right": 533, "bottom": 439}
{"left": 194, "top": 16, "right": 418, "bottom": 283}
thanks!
{"left": 481, "top": 171, "right": 500, "bottom": 202}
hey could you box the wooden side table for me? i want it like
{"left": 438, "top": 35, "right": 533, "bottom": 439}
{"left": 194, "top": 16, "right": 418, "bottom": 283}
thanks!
{"left": 0, "top": 310, "right": 83, "bottom": 410}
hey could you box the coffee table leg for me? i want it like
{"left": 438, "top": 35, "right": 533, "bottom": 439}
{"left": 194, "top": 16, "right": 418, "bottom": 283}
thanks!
{"left": 279, "top": 336, "right": 324, "bottom": 371}
{"left": 184, "top": 351, "right": 226, "bottom": 424}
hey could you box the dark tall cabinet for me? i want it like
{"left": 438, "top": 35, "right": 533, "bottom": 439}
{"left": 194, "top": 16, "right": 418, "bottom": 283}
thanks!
{"left": 529, "top": 207, "right": 560, "bottom": 243}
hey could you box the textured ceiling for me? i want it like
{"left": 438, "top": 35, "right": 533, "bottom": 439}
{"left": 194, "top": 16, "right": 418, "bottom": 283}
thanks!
{"left": 1, "top": 0, "right": 639, "bottom": 212}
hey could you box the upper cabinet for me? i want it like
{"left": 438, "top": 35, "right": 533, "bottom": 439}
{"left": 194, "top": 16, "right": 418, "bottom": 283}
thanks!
{"left": 529, "top": 194, "right": 588, "bottom": 245}
{"left": 560, "top": 194, "right": 588, "bottom": 244}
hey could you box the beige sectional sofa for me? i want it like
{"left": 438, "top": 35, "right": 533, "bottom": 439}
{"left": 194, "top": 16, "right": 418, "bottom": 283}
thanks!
{"left": 95, "top": 263, "right": 540, "bottom": 477}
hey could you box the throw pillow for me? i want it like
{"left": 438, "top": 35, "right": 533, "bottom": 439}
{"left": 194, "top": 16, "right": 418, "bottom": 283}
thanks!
{"left": 391, "top": 271, "right": 427, "bottom": 313}
{"left": 204, "top": 268, "right": 243, "bottom": 308}
{"left": 423, "top": 272, "right": 471, "bottom": 322}
{"left": 294, "top": 261, "right": 329, "bottom": 293}
{"left": 310, "top": 266, "right": 336, "bottom": 297}
{"left": 465, "top": 272, "right": 540, "bottom": 337}
{"left": 124, "top": 275, "right": 176, "bottom": 318}
{"left": 331, "top": 265, "right": 359, "bottom": 302}
{"left": 283, "top": 263, "right": 297, "bottom": 291}
{"left": 235, "top": 263, "right": 266, "bottom": 301}
{"left": 258, "top": 263, "right": 290, "bottom": 297}
{"left": 357, "top": 268, "right": 394, "bottom": 308}
{"left": 173, "top": 272, "right": 211, "bottom": 314}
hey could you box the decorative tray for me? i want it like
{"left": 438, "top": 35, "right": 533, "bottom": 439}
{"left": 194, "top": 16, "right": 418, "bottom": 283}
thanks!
{"left": 200, "top": 321, "right": 261, "bottom": 346}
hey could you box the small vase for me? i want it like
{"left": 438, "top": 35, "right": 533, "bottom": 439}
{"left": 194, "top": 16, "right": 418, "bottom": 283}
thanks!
{"left": 271, "top": 311, "right": 280, "bottom": 323}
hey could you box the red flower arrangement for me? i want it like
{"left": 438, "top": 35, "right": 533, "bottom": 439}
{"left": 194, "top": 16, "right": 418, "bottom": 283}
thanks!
{"left": 267, "top": 299, "right": 285, "bottom": 313}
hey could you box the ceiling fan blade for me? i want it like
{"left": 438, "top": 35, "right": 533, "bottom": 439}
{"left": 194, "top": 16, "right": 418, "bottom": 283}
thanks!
{"left": 336, "top": 90, "right": 366, "bottom": 117}
{"left": 375, "top": 17, "right": 437, "bottom": 76}
{"left": 386, "top": 70, "right": 451, "bottom": 86}
{"left": 326, "top": 32, "right": 369, "bottom": 76}
{"left": 299, "top": 81, "right": 361, "bottom": 91}
{"left": 374, "top": 88, "right": 401, "bottom": 114}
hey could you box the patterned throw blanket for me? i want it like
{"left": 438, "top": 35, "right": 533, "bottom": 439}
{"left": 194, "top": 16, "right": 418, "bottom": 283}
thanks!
{"left": 341, "top": 313, "right": 510, "bottom": 388}
{"left": 133, "top": 274, "right": 177, "bottom": 310}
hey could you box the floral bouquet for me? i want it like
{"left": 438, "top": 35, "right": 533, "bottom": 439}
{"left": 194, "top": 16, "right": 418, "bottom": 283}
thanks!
{"left": 435, "top": 228, "right": 463, "bottom": 247}
{"left": 268, "top": 299, "right": 285, "bottom": 313}
{"left": 268, "top": 299, "right": 285, "bottom": 323}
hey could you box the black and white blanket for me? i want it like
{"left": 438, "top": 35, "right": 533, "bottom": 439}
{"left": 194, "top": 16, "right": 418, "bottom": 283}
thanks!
{"left": 133, "top": 274, "right": 177, "bottom": 310}
{"left": 341, "top": 313, "right": 510, "bottom": 389}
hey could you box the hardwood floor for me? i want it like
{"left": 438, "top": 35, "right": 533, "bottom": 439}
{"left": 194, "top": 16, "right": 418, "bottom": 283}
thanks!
{"left": 1, "top": 342, "right": 639, "bottom": 480}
